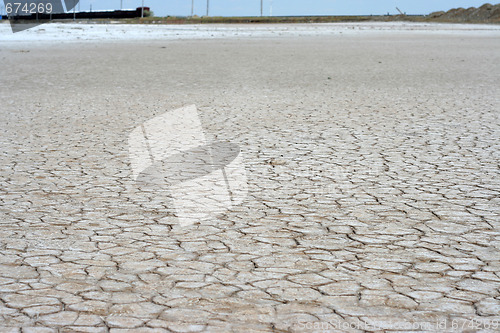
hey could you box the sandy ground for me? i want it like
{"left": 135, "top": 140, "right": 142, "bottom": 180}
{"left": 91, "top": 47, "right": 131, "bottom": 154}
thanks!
{"left": 0, "top": 23, "right": 500, "bottom": 332}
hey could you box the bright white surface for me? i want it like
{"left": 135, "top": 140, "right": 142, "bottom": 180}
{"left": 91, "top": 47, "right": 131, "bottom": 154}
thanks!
{"left": 1, "top": 21, "right": 500, "bottom": 43}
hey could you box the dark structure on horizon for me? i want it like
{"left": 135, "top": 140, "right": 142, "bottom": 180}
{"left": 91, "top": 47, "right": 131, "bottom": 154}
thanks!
{"left": 2, "top": 7, "right": 150, "bottom": 21}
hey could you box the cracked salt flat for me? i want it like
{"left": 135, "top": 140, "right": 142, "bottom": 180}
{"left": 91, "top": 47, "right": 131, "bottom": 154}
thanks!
{"left": 0, "top": 22, "right": 499, "bottom": 332}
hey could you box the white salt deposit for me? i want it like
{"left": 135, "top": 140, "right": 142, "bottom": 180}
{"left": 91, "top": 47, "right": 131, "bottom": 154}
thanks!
{"left": 1, "top": 21, "right": 499, "bottom": 44}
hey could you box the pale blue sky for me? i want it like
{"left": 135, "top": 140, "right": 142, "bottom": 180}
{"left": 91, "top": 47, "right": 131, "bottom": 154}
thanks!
{"left": 71, "top": 1, "right": 493, "bottom": 17}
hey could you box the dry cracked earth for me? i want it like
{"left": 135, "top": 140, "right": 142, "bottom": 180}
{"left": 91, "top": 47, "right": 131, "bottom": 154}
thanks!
{"left": 0, "top": 26, "right": 500, "bottom": 332}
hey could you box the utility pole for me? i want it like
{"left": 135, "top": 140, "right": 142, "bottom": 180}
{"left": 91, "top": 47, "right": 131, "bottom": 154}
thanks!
{"left": 206, "top": 0, "right": 209, "bottom": 16}
{"left": 141, "top": 0, "right": 144, "bottom": 17}
{"left": 260, "top": 0, "right": 263, "bottom": 16}
{"left": 191, "top": 0, "right": 194, "bottom": 16}
{"left": 73, "top": 0, "right": 76, "bottom": 20}
{"left": 120, "top": 0, "right": 123, "bottom": 10}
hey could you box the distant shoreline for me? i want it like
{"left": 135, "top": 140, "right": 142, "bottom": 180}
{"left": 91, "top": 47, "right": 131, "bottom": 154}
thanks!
{"left": 2, "top": 15, "right": 499, "bottom": 26}
{"left": 123, "top": 13, "right": 499, "bottom": 25}
{"left": 3, "top": 3, "right": 499, "bottom": 25}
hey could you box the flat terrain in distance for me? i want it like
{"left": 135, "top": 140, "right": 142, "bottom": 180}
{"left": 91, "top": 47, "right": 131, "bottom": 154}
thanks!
{"left": 0, "top": 23, "right": 499, "bottom": 332}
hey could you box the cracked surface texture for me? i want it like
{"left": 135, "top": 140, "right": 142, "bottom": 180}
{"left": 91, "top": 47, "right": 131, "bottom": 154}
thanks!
{"left": 0, "top": 24, "right": 500, "bottom": 332}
